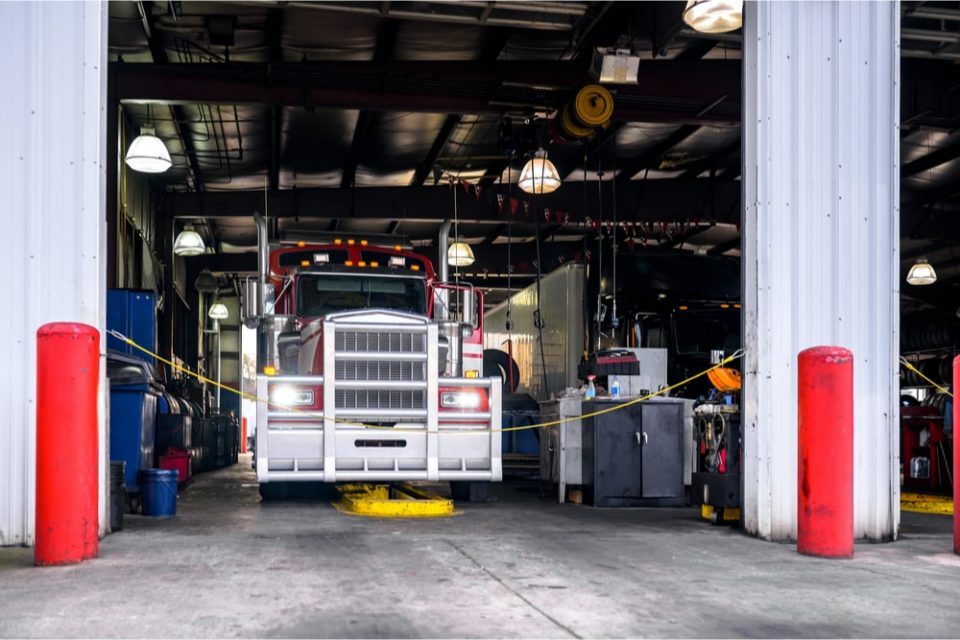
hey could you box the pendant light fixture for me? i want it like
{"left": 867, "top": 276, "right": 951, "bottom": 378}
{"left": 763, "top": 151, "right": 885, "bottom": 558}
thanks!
{"left": 173, "top": 225, "right": 206, "bottom": 257}
{"left": 518, "top": 148, "right": 562, "bottom": 195}
{"left": 906, "top": 257, "right": 937, "bottom": 286}
{"left": 448, "top": 242, "right": 475, "bottom": 267}
{"left": 208, "top": 300, "right": 229, "bottom": 320}
{"left": 125, "top": 125, "right": 172, "bottom": 174}
{"left": 194, "top": 269, "right": 219, "bottom": 293}
{"left": 682, "top": 0, "right": 743, "bottom": 34}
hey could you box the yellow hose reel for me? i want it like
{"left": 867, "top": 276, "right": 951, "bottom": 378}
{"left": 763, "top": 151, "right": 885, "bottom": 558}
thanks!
{"left": 556, "top": 84, "right": 614, "bottom": 142}
{"left": 707, "top": 367, "right": 742, "bottom": 393}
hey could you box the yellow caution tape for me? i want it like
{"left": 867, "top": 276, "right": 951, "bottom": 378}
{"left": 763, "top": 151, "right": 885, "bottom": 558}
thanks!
{"left": 107, "top": 329, "right": 743, "bottom": 435}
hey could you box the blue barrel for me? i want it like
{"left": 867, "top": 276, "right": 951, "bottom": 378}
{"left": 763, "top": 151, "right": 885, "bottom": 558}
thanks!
{"left": 140, "top": 469, "right": 178, "bottom": 517}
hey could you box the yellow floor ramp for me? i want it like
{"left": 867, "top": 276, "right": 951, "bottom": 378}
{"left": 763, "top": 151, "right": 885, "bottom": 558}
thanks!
{"left": 333, "top": 483, "right": 457, "bottom": 518}
{"left": 901, "top": 492, "right": 953, "bottom": 515}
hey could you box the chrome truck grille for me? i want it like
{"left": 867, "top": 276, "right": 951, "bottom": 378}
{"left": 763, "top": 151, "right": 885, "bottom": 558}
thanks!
{"left": 335, "top": 389, "right": 426, "bottom": 410}
{"left": 334, "top": 359, "right": 425, "bottom": 382}
{"left": 333, "top": 323, "right": 428, "bottom": 413}
{"left": 335, "top": 330, "right": 426, "bottom": 353}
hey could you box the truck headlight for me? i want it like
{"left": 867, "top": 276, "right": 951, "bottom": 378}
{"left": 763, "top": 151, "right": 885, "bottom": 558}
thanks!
{"left": 440, "top": 390, "right": 482, "bottom": 410}
{"left": 271, "top": 385, "right": 315, "bottom": 407}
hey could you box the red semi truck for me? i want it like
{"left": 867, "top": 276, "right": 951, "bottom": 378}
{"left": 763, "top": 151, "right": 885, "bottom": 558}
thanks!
{"left": 244, "top": 215, "right": 502, "bottom": 499}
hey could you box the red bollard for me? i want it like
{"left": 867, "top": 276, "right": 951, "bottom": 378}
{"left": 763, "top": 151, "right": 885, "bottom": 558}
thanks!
{"left": 797, "top": 346, "right": 854, "bottom": 558}
{"left": 954, "top": 357, "right": 960, "bottom": 555}
{"left": 241, "top": 417, "right": 248, "bottom": 454}
{"left": 35, "top": 323, "right": 100, "bottom": 566}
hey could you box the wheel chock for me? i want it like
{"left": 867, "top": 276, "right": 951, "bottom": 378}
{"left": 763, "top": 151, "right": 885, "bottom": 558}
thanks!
{"left": 333, "top": 483, "right": 457, "bottom": 518}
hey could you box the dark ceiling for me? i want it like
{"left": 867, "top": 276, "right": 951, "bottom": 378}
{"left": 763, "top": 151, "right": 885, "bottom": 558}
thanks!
{"left": 109, "top": 1, "right": 960, "bottom": 313}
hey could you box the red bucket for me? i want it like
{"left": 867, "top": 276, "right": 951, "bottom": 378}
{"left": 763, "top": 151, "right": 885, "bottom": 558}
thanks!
{"left": 159, "top": 447, "right": 190, "bottom": 484}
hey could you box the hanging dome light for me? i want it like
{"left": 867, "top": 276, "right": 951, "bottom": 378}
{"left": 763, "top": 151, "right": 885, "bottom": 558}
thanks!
{"left": 682, "top": 0, "right": 743, "bottom": 34}
{"left": 906, "top": 257, "right": 937, "bottom": 286}
{"left": 208, "top": 301, "right": 229, "bottom": 320}
{"left": 173, "top": 225, "right": 206, "bottom": 257}
{"left": 518, "top": 148, "right": 562, "bottom": 195}
{"left": 124, "top": 125, "right": 172, "bottom": 174}
{"left": 448, "top": 242, "right": 475, "bottom": 267}
{"left": 194, "top": 269, "right": 219, "bottom": 293}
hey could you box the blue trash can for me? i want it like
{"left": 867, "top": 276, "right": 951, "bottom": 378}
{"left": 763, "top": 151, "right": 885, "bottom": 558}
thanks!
{"left": 141, "top": 469, "right": 178, "bottom": 517}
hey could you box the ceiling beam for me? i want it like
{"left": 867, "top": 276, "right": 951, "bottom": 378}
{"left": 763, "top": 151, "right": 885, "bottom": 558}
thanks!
{"left": 419, "top": 29, "right": 511, "bottom": 187}
{"left": 707, "top": 235, "right": 740, "bottom": 256}
{"left": 291, "top": 1, "right": 587, "bottom": 32}
{"left": 651, "top": 1, "right": 687, "bottom": 58}
{"left": 616, "top": 125, "right": 701, "bottom": 181}
{"left": 343, "top": 111, "right": 375, "bottom": 189}
{"left": 112, "top": 60, "right": 741, "bottom": 124}
{"left": 902, "top": 139, "right": 960, "bottom": 177}
{"left": 662, "top": 223, "right": 716, "bottom": 249}
{"left": 412, "top": 115, "right": 462, "bottom": 186}
{"left": 679, "top": 138, "right": 740, "bottom": 179}
{"left": 674, "top": 38, "right": 720, "bottom": 61}
{"left": 482, "top": 223, "right": 509, "bottom": 245}
{"left": 165, "top": 180, "right": 742, "bottom": 224}
{"left": 342, "top": 20, "right": 399, "bottom": 190}
{"left": 188, "top": 240, "right": 594, "bottom": 276}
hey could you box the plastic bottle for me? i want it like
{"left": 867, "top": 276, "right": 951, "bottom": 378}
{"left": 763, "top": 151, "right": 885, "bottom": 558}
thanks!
{"left": 610, "top": 377, "right": 621, "bottom": 398}
{"left": 585, "top": 375, "right": 597, "bottom": 399}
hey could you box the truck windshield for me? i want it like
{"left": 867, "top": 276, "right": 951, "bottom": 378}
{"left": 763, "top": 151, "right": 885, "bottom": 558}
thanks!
{"left": 297, "top": 274, "right": 427, "bottom": 317}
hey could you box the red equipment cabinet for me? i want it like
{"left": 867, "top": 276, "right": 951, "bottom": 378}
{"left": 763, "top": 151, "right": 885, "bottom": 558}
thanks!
{"left": 901, "top": 406, "right": 947, "bottom": 491}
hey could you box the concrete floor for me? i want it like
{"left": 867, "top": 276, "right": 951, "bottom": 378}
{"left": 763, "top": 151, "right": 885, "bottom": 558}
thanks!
{"left": 1, "top": 456, "right": 958, "bottom": 639}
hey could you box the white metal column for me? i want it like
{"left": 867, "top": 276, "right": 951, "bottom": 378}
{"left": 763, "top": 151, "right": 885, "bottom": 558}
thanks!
{"left": 0, "top": 2, "right": 108, "bottom": 546}
{"left": 742, "top": 1, "right": 900, "bottom": 541}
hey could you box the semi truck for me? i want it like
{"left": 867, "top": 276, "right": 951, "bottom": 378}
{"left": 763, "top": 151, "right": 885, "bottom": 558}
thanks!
{"left": 243, "top": 215, "right": 502, "bottom": 500}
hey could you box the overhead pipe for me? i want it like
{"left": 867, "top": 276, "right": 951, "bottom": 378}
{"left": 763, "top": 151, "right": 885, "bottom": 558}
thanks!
{"left": 254, "top": 211, "right": 269, "bottom": 316}
{"left": 438, "top": 219, "right": 452, "bottom": 284}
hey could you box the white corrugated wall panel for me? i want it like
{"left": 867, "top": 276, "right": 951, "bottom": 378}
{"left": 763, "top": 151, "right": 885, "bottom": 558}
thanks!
{"left": 742, "top": 1, "right": 900, "bottom": 541}
{"left": 0, "top": 2, "right": 108, "bottom": 546}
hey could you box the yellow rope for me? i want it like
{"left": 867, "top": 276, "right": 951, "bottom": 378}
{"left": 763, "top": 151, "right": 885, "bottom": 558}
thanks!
{"left": 108, "top": 329, "right": 743, "bottom": 434}
{"left": 899, "top": 357, "right": 953, "bottom": 398}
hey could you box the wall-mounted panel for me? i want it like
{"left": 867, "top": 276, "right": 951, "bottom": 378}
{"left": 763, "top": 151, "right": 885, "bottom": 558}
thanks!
{"left": 0, "top": 2, "right": 108, "bottom": 545}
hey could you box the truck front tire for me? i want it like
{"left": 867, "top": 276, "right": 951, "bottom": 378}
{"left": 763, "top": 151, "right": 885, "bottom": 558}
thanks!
{"left": 450, "top": 481, "right": 490, "bottom": 503}
{"left": 258, "top": 482, "right": 290, "bottom": 501}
